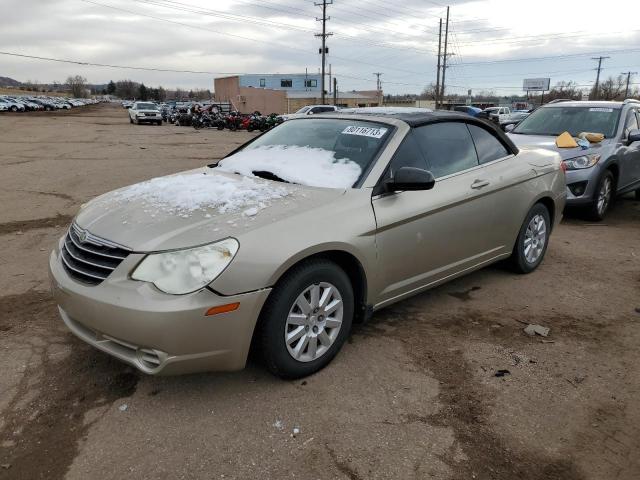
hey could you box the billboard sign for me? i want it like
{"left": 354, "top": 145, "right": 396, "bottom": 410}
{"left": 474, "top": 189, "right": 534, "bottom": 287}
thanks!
{"left": 523, "top": 78, "right": 550, "bottom": 91}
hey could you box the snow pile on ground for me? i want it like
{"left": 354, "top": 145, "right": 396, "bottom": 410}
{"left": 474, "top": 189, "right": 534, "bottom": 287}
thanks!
{"left": 218, "top": 145, "right": 361, "bottom": 188}
{"left": 110, "top": 171, "right": 289, "bottom": 216}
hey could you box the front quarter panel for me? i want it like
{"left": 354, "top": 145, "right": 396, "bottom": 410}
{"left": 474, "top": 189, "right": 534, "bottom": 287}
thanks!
{"left": 210, "top": 189, "right": 378, "bottom": 298}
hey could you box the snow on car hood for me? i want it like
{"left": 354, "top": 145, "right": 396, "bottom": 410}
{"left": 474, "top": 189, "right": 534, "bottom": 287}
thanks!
{"left": 74, "top": 168, "right": 346, "bottom": 252}
{"left": 217, "top": 145, "right": 362, "bottom": 188}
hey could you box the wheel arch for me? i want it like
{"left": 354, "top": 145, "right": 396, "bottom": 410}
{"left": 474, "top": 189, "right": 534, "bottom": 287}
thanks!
{"left": 265, "top": 249, "right": 369, "bottom": 324}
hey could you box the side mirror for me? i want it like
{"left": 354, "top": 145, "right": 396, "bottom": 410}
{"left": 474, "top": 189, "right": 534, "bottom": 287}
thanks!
{"left": 385, "top": 167, "right": 436, "bottom": 192}
{"left": 307, "top": 111, "right": 314, "bottom": 115}
{"left": 504, "top": 123, "right": 515, "bottom": 132}
{"left": 627, "top": 129, "right": 640, "bottom": 144}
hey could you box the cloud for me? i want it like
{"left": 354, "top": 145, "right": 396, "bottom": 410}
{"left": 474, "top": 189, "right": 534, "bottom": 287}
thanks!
{"left": 1, "top": 0, "right": 638, "bottom": 95}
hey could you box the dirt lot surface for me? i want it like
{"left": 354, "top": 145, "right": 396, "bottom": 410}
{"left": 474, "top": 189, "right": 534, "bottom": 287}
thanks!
{"left": 1, "top": 103, "right": 639, "bottom": 480}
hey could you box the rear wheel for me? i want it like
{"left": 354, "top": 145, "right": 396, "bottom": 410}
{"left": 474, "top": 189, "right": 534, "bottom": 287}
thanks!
{"left": 259, "top": 259, "right": 354, "bottom": 379}
{"left": 588, "top": 170, "right": 614, "bottom": 221}
{"left": 510, "top": 203, "right": 551, "bottom": 274}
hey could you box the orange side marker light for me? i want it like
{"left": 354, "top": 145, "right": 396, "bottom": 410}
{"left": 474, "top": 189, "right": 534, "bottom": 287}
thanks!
{"left": 205, "top": 302, "right": 240, "bottom": 316}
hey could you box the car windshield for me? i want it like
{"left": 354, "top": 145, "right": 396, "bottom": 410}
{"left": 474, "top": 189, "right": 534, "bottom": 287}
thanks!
{"left": 512, "top": 106, "right": 621, "bottom": 138}
{"left": 295, "top": 106, "right": 311, "bottom": 114}
{"left": 136, "top": 103, "right": 156, "bottom": 110}
{"left": 216, "top": 118, "right": 392, "bottom": 188}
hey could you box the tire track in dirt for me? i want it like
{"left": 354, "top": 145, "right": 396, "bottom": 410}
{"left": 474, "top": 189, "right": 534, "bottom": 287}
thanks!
{"left": 0, "top": 291, "right": 139, "bottom": 480}
{"left": 0, "top": 214, "right": 73, "bottom": 235}
{"left": 354, "top": 306, "right": 597, "bottom": 480}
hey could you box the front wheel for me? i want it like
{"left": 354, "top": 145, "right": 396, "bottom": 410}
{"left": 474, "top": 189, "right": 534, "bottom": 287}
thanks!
{"left": 259, "top": 259, "right": 354, "bottom": 379}
{"left": 510, "top": 203, "right": 551, "bottom": 274}
{"left": 588, "top": 171, "right": 614, "bottom": 221}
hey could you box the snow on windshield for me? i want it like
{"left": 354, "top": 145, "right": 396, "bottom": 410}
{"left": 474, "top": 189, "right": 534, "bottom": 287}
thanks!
{"left": 109, "top": 171, "right": 289, "bottom": 217}
{"left": 217, "top": 145, "right": 361, "bottom": 188}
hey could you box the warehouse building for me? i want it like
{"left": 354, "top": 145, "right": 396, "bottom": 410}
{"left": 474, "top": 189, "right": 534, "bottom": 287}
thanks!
{"left": 214, "top": 74, "right": 381, "bottom": 114}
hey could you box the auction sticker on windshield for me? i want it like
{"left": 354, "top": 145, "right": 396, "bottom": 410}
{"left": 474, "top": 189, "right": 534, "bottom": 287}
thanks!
{"left": 589, "top": 108, "right": 613, "bottom": 112}
{"left": 342, "top": 125, "right": 387, "bottom": 139}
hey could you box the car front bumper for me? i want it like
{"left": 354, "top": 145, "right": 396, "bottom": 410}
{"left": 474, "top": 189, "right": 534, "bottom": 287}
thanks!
{"left": 135, "top": 114, "right": 162, "bottom": 122}
{"left": 49, "top": 239, "right": 271, "bottom": 375}
{"left": 564, "top": 168, "right": 598, "bottom": 206}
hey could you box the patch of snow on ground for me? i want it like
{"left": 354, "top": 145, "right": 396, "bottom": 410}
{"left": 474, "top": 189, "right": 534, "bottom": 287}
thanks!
{"left": 111, "top": 172, "right": 288, "bottom": 216}
{"left": 218, "top": 145, "right": 361, "bottom": 188}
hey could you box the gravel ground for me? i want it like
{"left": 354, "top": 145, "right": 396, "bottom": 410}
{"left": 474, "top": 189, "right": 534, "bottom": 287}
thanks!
{"left": 1, "top": 103, "right": 639, "bottom": 480}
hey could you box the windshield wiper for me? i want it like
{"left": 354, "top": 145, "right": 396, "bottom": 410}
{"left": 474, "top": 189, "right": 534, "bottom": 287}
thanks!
{"left": 252, "top": 170, "right": 291, "bottom": 183}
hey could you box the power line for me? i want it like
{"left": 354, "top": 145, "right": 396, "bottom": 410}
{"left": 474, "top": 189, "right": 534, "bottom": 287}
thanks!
{"left": 79, "top": 0, "right": 425, "bottom": 75}
{"left": 454, "top": 48, "right": 640, "bottom": 66}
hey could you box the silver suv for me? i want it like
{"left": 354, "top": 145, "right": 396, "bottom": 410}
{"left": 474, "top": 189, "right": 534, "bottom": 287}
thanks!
{"left": 508, "top": 99, "right": 640, "bottom": 220}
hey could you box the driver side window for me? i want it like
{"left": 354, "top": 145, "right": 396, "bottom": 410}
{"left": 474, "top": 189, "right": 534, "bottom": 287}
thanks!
{"left": 624, "top": 109, "right": 639, "bottom": 138}
{"left": 387, "top": 132, "right": 428, "bottom": 178}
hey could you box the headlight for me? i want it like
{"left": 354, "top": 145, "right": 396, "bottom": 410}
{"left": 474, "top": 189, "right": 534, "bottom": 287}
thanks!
{"left": 562, "top": 154, "right": 601, "bottom": 170}
{"left": 131, "top": 238, "right": 239, "bottom": 295}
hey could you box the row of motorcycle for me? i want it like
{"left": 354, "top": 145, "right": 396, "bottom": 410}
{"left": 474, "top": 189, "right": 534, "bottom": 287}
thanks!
{"left": 162, "top": 105, "right": 283, "bottom": 132}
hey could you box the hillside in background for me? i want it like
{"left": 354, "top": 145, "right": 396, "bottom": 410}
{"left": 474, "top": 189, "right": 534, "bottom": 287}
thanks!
{"left": 0, "top": 76, "right": 23, "bottom": 87}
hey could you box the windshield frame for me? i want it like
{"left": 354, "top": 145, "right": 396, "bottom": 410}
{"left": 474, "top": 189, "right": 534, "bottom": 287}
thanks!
{"left": 211, "top": 116, "right": 397, "bottom": 188}
{"left": 512, "top": 105, "right": 622, "bottom": 138}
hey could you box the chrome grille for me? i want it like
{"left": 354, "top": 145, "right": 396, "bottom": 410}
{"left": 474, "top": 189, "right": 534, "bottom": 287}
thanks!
{"left": 61, "top": 224, "right": 131, "bottom": 285}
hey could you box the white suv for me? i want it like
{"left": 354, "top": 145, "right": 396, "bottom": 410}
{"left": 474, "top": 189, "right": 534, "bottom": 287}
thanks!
{"left": 280, "top": 105, "right": 339, "bottom": 121}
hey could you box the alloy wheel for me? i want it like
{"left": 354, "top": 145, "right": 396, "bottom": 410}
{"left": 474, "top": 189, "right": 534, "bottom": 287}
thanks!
{"left": 523, "top": 214, "right": 547, "bottom": 264}
{"left": 284, "top": 282, "right": 343, "bottom": 362}
{"left": 597, "top": 176, "right": 612, "bottom": 216}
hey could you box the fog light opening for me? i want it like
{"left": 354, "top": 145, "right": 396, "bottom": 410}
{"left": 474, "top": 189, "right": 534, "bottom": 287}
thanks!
{"left": 205, "top": 302, "right": 240, "bottom": 316}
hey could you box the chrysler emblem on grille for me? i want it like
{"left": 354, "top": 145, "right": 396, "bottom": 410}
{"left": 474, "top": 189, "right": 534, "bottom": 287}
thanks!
{"left": 78, "top": 229, "right": 88, "bottom": 243}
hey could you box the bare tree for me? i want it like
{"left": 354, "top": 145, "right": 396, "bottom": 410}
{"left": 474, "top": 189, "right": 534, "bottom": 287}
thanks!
{"left": 115, "top": 80, "right": 138, "bottom": 99}
{"left": 66, "top": 75, "right": 88, "bottom": 98}
{"left": 598, "top": 75, "right": 626, "bottom": 101}
{"left": 419, "top": 82, "right": 438, "bottom": 100}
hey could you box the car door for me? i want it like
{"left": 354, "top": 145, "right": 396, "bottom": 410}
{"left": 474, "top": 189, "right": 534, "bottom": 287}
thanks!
{"left": 467, "top": 123, "right": 535, "bottom": 247}
{"left": 372, "top": 122, "right": 505, "bottom": 306}
{"left": 618, "top": 108, "right": 640, "bottom": 191}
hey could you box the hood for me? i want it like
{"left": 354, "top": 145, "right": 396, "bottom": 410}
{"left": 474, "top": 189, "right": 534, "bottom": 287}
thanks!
{"left": 507, "top": 133, "right": 613, "bottom": 160}
{"left": 75, "top": 168, "right": 346, "bottom": 252}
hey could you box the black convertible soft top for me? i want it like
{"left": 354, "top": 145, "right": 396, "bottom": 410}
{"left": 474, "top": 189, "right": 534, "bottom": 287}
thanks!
{"left": 338, "top": 109, "right": 519, "bottom": 155}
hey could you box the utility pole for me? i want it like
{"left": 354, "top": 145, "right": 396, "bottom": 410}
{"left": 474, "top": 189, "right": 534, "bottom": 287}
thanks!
{"left": 374, "top": 72, "right": 382, "bottom": 106}
{"left": 440, "top": 6, "right": 450, "bottom": 108}
{"left": 329, "top": 64, "right": 332, "bottom": 94}
{"left": 315, "top": 0, "right": 333, "bottom": 104}
{"left": 333, "top": 77, "right": 337, "bottom": 106}
{"left": 622, "top": 71, "right": 637, "bottom": 98}
{"left": 591, "top": 56, "right": 609, "bottom": 100}
{"left": 435, "top": 18, "right": 442, "bottom": 109}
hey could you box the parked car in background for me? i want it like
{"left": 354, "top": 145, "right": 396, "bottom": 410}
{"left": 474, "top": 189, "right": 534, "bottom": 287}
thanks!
{"left": 49, "top": 108, "right": 564, "bottom": 379}
{"left": 508, "top": 99, "right": 640, "bottom": 220}
{"left": 453, "top": 105, "right": 482, "bottom": 117}
{"left": 0, "top": 97, "right": 26, "bottom": 112}
{"left": 280, "top": 104, "right": 339, "bottom": 121}
{"left": 128, "top": 101, "right": 162, "bottom": 125}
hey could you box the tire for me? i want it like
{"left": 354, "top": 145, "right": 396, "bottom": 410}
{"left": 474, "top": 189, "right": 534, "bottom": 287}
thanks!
{"left": 130, "top": 117, "right": 133, "bottom": 124}
{"left": 587, "top": 170, "right": 614, "bottom": 221}
{"left": 10, "top": 106, "right": 17, "bottom": 112}
{"left": 259, "top": 259, "right": 354, "bottom": 379}
{"left": 510, "top": 203, "right": 551, "bottom": 274}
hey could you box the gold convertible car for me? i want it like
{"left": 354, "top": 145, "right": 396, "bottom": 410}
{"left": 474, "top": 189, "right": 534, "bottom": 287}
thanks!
{"left": 49, "top": 109, "right": 565, "bottom": 378}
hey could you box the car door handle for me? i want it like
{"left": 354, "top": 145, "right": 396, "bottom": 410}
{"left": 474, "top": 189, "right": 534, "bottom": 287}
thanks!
{"left": 471, "top": 179, "right": 490, "bottom": 189}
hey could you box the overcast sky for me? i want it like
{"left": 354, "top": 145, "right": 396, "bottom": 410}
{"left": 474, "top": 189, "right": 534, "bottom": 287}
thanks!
{"left": 1, "top": 0, "right": 639, "bottom": 96}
